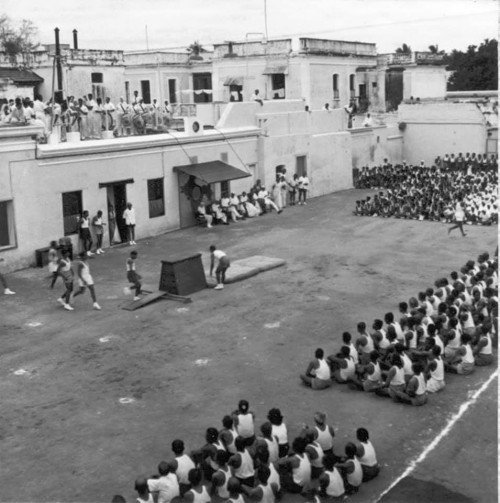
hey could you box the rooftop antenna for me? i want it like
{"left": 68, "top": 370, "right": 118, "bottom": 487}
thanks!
{"left": 145, "top": 25, "right": 149, "bottom": 52}
{"left": 264, "top": 0, "right": 269, "bottom": 41}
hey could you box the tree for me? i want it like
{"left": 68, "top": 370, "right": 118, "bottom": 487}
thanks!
{"left": 395, "top": 43, "right": 411, "bottom": 54}
{"left": 445, "top": 39, "right": 498, "bottom": 91}
{"left": 0, "top": 14, "right": 39, "bottom": 65}
{"left": 187, "top": 40, "right": 204, "bottom": 61}
{"left": 428, "top": 44, "right": 445, "bottom": 55}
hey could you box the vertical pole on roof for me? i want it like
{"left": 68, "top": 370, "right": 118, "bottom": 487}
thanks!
{"left": 50, "top": 55, "right": 56, "bottom": 133}
{"left": 264, "top": 0, "right": 269, "bottom": 41}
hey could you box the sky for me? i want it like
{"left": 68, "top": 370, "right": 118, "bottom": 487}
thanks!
{"left": 2, "top": 0, "right": 498, "bottom": 54}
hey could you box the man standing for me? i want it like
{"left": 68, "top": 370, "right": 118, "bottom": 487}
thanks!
{"left": 103, "top": 97, "right": 116, "bottom": 131}
{"left": 209, "top": 245, "right": 230, "bottom": 290}
{"left": 298, "top": 172, "right": 310, "bottom": 205}
{"left": 123, "top": 202, "right": 137, "bottom": 245}
{"left": 115, "top": 97, "right": 129, "bottom": 137}
{"left": 448, "top": 200, "right": 467, "bottom": 237}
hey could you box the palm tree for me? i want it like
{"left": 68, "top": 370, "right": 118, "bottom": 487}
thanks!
{"left": 187, "top": 41, "right": 204, "bottom": 60}
{"left": 395, "top": 43, "right": 411, "bottom": 54}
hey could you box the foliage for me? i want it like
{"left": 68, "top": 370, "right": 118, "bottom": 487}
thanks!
{"left": 187, "top": 40, "right": 204, "bottom": 60}
{"left": 428, "top": 44, "right": 445, "bottom": 55}
{"left": 395, "top": 43, "right": 411, "bottom": 54}
{"left": 445, "top": 39, "right": 498, "bottom": 91}
{"left": 0, "top": 14, "right": 39, "bottom": 65}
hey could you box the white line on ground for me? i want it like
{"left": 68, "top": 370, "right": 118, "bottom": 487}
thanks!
{"left": 373, "top": 369, "right": 498, "bottom": 503}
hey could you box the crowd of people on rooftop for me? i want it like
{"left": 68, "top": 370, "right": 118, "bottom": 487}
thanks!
{"left": 353, "top": 155, "right": 498, "bottom": 224}
{"left": 0, "top": 90, "right": 174, "bottom": 141}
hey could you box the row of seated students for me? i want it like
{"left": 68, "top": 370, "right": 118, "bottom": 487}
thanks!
{"left": 353, "top": 163, "right": 498, "bottom": 224}
{"left": 118, "top": 402, "right": 380, "bottom": 503}
{"left": 196, "top": 189, "right": 282, "bottom": 228}
{"left": 301, "top": 252, "right": 497, "bottom": 405}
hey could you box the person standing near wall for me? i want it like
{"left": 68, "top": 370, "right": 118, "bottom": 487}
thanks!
{"left": 79, "top": 211, "right": 95, "bottom": 256}
{"left": 298, "top": 172, "right": 310, "bottom": 205}
{"left": 92, "top": 210, "right": 106, "bottom": 254}
{"left": 123, "top": 202, "right": 137, "bottom": 245}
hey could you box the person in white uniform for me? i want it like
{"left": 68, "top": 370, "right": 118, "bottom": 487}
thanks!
{"left": 184, "top": 468, "right": 211, "bottom": 503}
{"left": 147, "top": 461, "right": 180, "bottom": 503}
{"left": 396, "top": 362, "right": 428, "bottom": 406}
{"left": 229, "top": 437, "right": 255, "bottom": 488}
{"left": 241, "top": 465, "right": 279, "bottom": 503}
{"left": 123, "top": 202, "right": 137, "bottom": 245}
{"left": 134, "top": 476, "right": 154, "bottom": 503}
{"left": 319, "top": 452, "right": 345, "bottom": 498}
{"left": 446, "top": 333, "right": 475, "bottom": 375}
{"left": 170, "top": 439, "right": 196, "bottom": 496}
{"left": 268, "top": 408, "right": 289, "bottom": 459}
{"left": 327, "top": 346, "right": 356, "bottom": 384}
{"left": 278, "top": 436, "right": 311, "bottom": 494}
{"left": 336, "top": 443, "right": 362, "bottom": 495}
{"left": 232, "top": 399, "right": 255, "bottom": 446}
{"left": 448, "top": 200, "right": 467, "bottom": 237}
{"left": 300, "top": 348, "right": 332, "bottom": 389}
{"left": 426, "top": 345, "right": 445, "bottom": 393}
{"left": 355, "top": 428, "right": 380, "bottom": 481}
{"left": 473, "top": 326, "right": 494, "bottom": 366}
{"left": 72, "top": 252, "right": 101, "bottom": 310}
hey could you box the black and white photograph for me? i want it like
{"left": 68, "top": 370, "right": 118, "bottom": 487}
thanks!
{"left": 0, "top": 0, "right": 498, "bottom": 501}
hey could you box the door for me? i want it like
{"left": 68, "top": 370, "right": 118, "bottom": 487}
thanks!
{"left": 113, "top": 183, "right": 128, "bottom": 243}
{"left": 385, "top": 69, "right": 404, "bottom": 111}
{"left": 141, "top": 80, "right": 151, "bottom": 104}
{"left": 168, "top": 79, "right": 177, "bottom": 104}
{"left": 296, "top": 155, "right": 307, "bottom": 177}
{"left": 177, "top": 172, "right": 213, "bottom": 228}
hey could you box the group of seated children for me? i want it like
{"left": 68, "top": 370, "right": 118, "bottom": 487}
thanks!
{"left": 301, "top": 252, "right": 497, "bottom": 406}
{"left": 353, "top": 161, "right": 498, "bottom": 225}
{"left": 125, "top": 401, "right": 380, "bottom": 503}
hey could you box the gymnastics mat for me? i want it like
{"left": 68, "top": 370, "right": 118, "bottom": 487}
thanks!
{"left": 205, "top": 255, "right": 286, "bottom": 287}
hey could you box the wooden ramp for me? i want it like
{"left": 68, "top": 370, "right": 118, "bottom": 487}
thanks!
{"left": 122, "top": 290, "right": 192, "bottom": 311}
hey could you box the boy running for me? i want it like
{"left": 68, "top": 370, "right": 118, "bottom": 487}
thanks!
{"left": 73, "top": 252, "right": 101, "bottom": 310}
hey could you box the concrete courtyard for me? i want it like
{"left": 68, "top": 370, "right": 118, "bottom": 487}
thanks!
{"left": 0, "top": 188, "right": 497, "bottom": 503}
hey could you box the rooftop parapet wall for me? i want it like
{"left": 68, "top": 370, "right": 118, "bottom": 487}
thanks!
{"left": 398, "top": 102, "right": 486, "bottom": 124}
{"left": 299, "top": 38, "right": 377, "bottom": 57}
{"left": 379, "top": 52, "right": 446, "bottom": 66}
{"left": 124, "top": 51, "right": 192, "bottom": 66}
{"left": 0, "top": 48, "right": 125, "bottom": 67}
{"left": 213, "top": 39, "right": 292, "bottom": 59}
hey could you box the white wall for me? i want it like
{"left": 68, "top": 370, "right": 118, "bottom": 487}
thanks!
{"left": 403, "top": 66, "right": 447, "bottom": 100}
{"left": 399, "top": 103, "right": 488, "bottom": 164}
{"left": 0, "top": 128, "right": 258, "bottom": 271}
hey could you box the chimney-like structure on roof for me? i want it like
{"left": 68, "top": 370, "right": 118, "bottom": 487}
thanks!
{"left": 54, "top": 27, "right": 63, "bottom": 102}
{"left": 73, "top": 29, "right": 78, "bottom": 50}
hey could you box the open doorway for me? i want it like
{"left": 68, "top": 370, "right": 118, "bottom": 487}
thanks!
{"left": 107, "top": 183, "right": 128, "bottom": 244}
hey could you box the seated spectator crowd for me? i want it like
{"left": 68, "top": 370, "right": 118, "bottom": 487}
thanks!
{"left": 353, "top": 158, "right": 498, "bottom": 224}
{"left": 301, "top": 252, "right": 497, "bottom": 406}
{"left": 195, "top": 174, "right": 311, "bottom": 228}
{"left": 116, "top": 401, "right": 381, "bottom": 503}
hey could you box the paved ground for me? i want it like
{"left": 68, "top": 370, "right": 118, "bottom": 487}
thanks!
{"left": 0, "top": 188, "right": 497, "bottom": 503}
